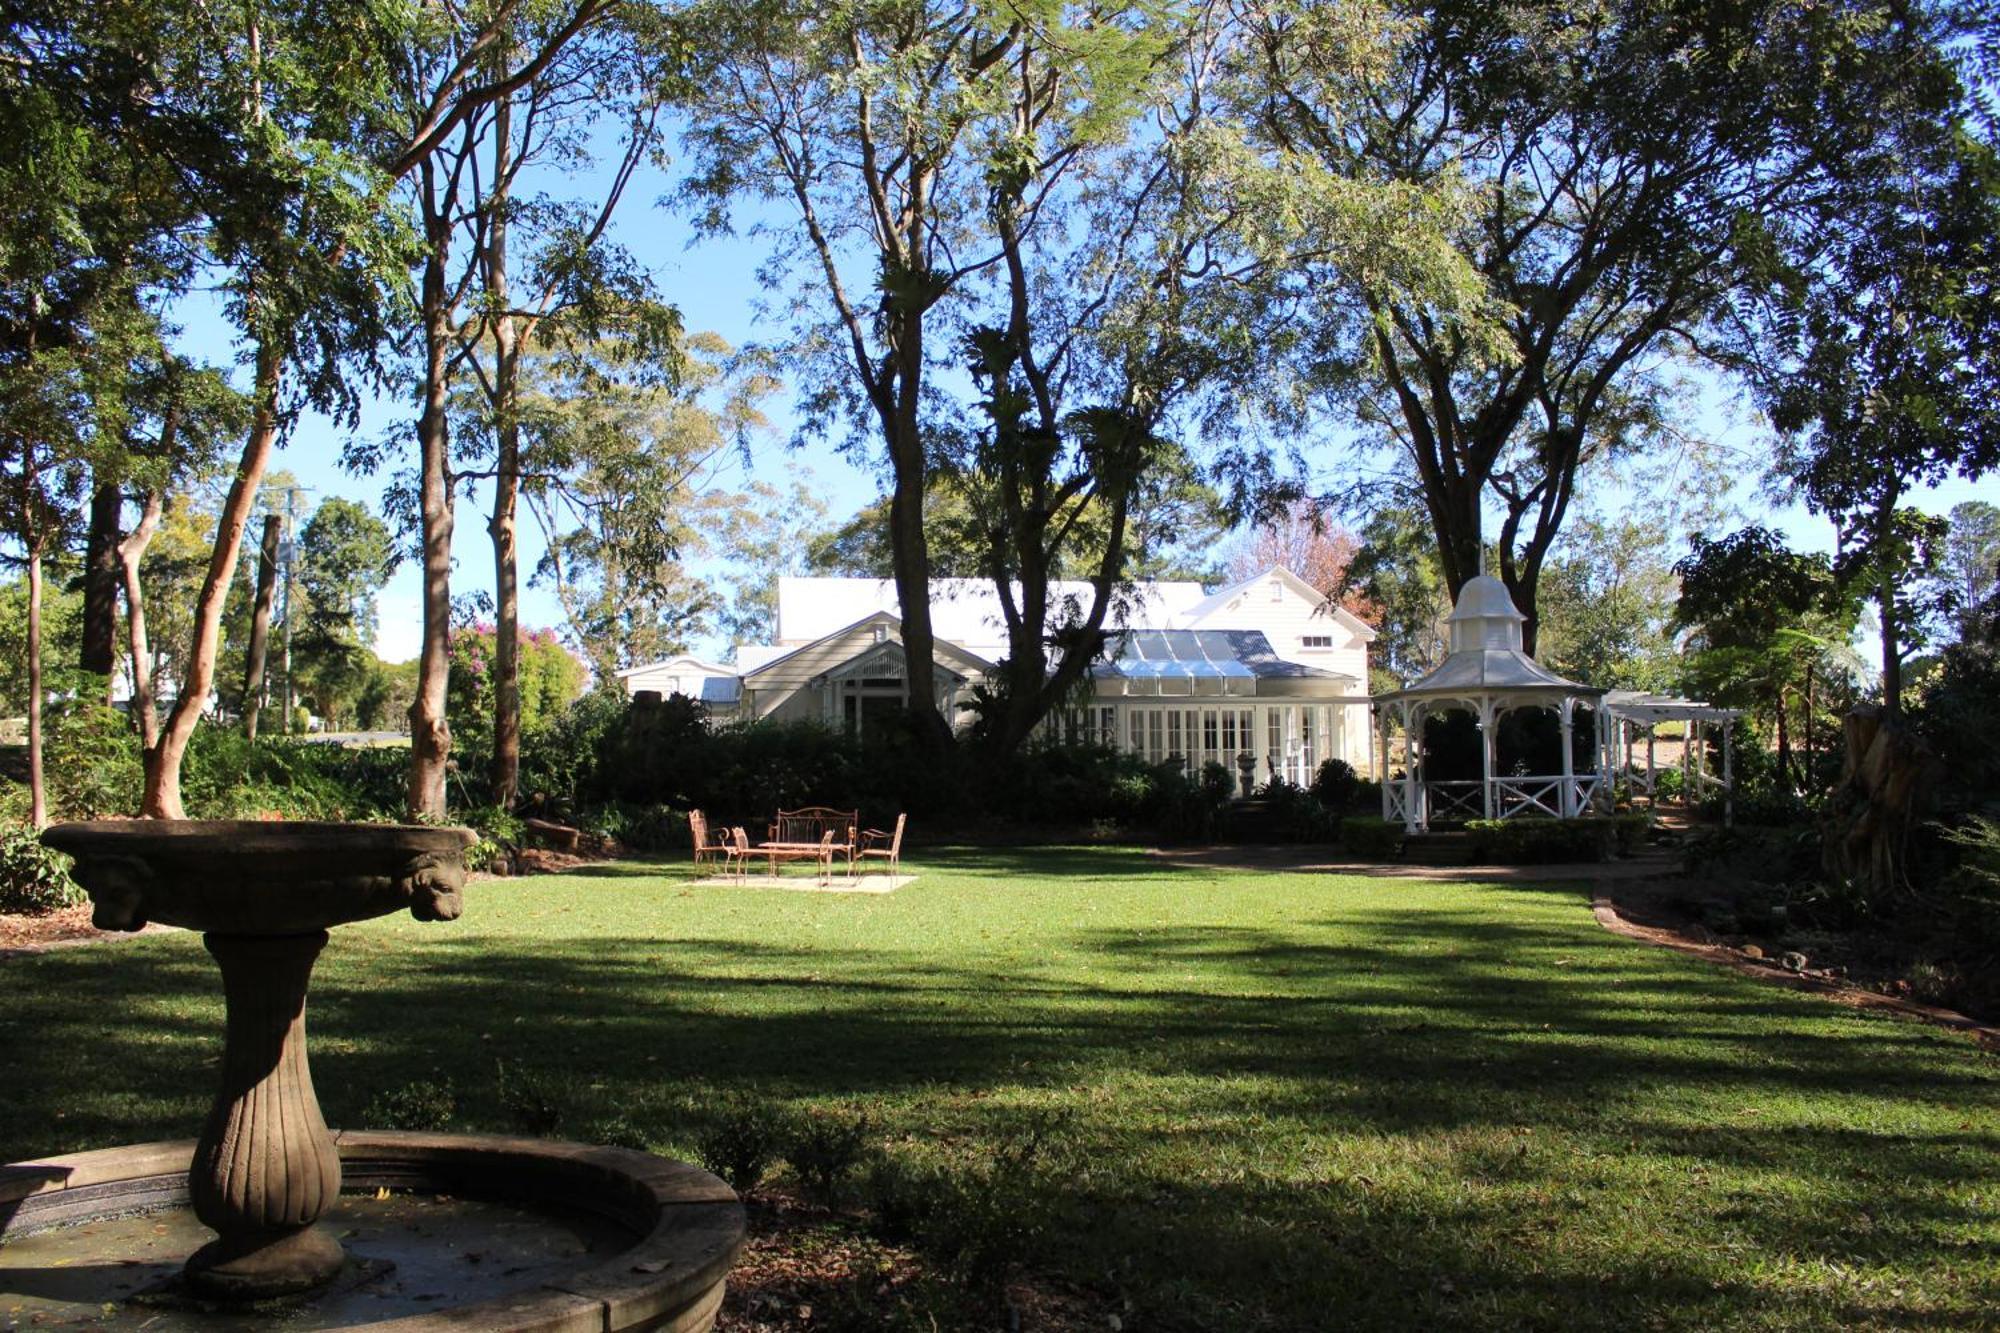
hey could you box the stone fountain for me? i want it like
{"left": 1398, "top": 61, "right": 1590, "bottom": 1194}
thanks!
{"left": 0, "top": 820, "right": 743, "bottom": 1330}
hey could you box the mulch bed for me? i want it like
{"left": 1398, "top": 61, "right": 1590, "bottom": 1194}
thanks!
{"left": 716, "top": 1190, "right": 1122, "bottom": 1333}
{"left": 0, "top": 905, "right": 101, "bottom": 955}
{"left": 1594, "top": 879, "right": 1999, "bottom": 1051}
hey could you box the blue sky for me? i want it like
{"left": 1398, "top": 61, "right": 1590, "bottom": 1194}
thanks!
{"left": 165, "top": 133, "right": 1998, "bottom": 673}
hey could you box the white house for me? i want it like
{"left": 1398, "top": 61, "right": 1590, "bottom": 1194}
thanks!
{"left": 619, "top": 567, "right": 1377, "bottom": 787}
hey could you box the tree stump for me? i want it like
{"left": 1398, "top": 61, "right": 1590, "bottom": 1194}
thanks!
{"left": 1821, "top": 705, "right": 1942, "bottom": 896}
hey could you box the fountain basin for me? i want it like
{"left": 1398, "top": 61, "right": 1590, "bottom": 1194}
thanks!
{"left": 0, "top": 1131, "right": 745, "bottom": 1330}
{"left": 39, "top": 820, "right": 474, "bottom": 933}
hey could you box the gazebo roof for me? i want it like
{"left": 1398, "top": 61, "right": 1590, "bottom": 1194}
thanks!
{"left": 1373, "top": 575, "right": 1603, "bottom": 704}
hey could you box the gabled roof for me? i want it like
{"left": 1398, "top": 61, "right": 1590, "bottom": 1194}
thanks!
{"left": 774, "top": 575, "right": 1210, "bottom": 646}
{"left": 1096, "top": 630, "right": 1354, "bottom": 682}
{"left": 742, "top": 611, "right": 1000, "bottom": 681}
{"left": 1179, "top": 566, "right": 1379, "bottom": 642}
{"left": 615, "top": 653, "right": 732, "bottom": 680}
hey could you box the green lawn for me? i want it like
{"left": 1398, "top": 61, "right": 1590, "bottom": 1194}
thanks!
{"left": 2, "top": 847, "right": 1996, "bottom": 1330}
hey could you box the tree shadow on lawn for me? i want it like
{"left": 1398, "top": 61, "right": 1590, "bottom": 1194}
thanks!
{"left": 3, "top": 894, "right": 1994, "bottom": 1330}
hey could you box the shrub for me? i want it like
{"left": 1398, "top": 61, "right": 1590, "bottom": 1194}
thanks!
{"left": 584, "top": 802, "right": 686, "bottom": 853}
{"left": 1310, "top": 758, "right": 1359, "bottom": 811}
{"left": 43, "top": 703, "right": 143, "bottom": 818}
{"left": 495, "top": 1060, "right": 578, "bottom": 1136}
{"left": 787, "top": 1107, "right": 872, "bottom": 1199}
{"left": 695, "top": 1098, "right": 787, "bottom": 1192}
{"left": 1258, "top": 779, "right": 1341, "bottom": 842}
{"left": 0, "top": 824, "right": 82, "bottom": 915}
{"left": 452, "top": 804, "right": 524, "bottom": 873}
{"left": 362, "top": 1076, "right": 457, "bottom": 1132}
{"left": 1463, "top": 817, "right": 1617, "bottom": 864}
{"left": 1340, "top": 816, "right": 1404, "bottom": 860}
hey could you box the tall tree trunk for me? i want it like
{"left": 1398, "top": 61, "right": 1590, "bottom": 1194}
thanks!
{"left": 1878, "top": 571, "right": 1903, "bottom": 719}
{"left": 407, "top": 245, "right": 456, "bottom": 818}
{"left": 241, "top": 513, "right": 281, "bottom": 741}
{"left": 143, "top": 342, "right": 283, "bottom": 819}
{"left": 1773, "top": 684, "right": 1794, "bottom": 792}
{"left": 80, "top": 482, "right": 124, "bottom": 692}
{"left": 25, "top": 544, "right": 46, "bottom": 829}
{"left": 118, "top": 489, "right": 164, "bottom": 753}
{"left": 484, "top": 89, "right": 523, "bottom": 810}
{"left": 881, "top": 314, "right": 947, "bottom": 747}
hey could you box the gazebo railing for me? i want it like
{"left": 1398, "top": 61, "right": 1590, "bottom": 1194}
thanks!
{"left": 1567, "top": 775, "right": 1603, "bottom": 814}
{"left": 1492, "top": 776, "right": 1562, "bottom": 819}
{"left": 1385, "top": 779, "right": 1411, "bottom": 825}
{"left": 1425, "top": 781, "right": 1484, "bottom": 822}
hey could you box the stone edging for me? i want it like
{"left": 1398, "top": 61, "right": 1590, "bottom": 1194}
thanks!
{"left": 1588, "top": 893, "right": 1999, "bottom": 1053}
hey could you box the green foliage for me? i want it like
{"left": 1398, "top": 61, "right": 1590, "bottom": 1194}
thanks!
{"left": 1462, "top": 817, "right": 1647, "bottom": 865}
{"left": 786, "top": 1107, "right": 872, "bottom": 1199}
{"left": 696, "top": 1097, "right": 787, "bottom": 1192}
{"left": 362, "top": 1076, "right": 457, "bottom": 1132}
{"left": 1338, "top": 505, "right": 1449, "bottom": 684}
{"left": 1339, "top": 816, "right": 1404, "bottom": 860}
{"left": 518, "top": 689, "right": 629, "bottom": 813}
{"left": 494, "top": 1061, "right": 580, "bottom": 1137}
{"left": 177, "top": 728, "right": 403, "bottom": 820}
{"left": 1310, "top": 758, "right": 1359, "bottom": 811}
{"left": 1938, "top": 816, "right": 2000, "bottom": 957}
{"left": 582, "top": 801, "right": 687, "bottom": 853}
{"left": 448, "top": 625, "right": 585, "bottom": 776}
{"left": 1257, "top": 779, "right": 1341, "bottom": 842}
{"left": 40, "top": 703, "right": 143, "bottom": 819}
{"left": 455, "top": 805, "right": 524, "bottom": 873}
{"left": 292, "top": 497, "right": 397, "bottom": 729}
{"left": 0, "top": 824, "right": 81, "bottom": 915}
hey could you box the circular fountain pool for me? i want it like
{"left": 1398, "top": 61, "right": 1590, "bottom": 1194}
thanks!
{"left": 1, "top": 1132, "right": 743, "bottom": 1330}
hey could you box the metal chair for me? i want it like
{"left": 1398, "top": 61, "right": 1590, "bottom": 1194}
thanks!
{"left": 856, "top": 813, "right": 907, "bottom": 880}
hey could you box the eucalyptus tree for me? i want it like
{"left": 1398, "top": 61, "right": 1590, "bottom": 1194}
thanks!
{"left": 378, "top": 0, "right": 641, "bottom": 817}
{"left": 515, "top": 328, "right": 770, "bottom": 683}
{"left": 1239, "top": 0, "right": 1970, "bottom": 653}
{"left": 454, "top": 0, "right": 673, "bottom": 807}
{"left": 673, "top": 0, "right": 1034, "bottom": 746}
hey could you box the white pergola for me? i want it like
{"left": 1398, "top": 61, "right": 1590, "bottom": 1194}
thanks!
{"left": 1602, "top": 690, "right": 1745, "bottom": 827}
{"left": 1373, "top": 575, "right": 1613, "bottom": 832}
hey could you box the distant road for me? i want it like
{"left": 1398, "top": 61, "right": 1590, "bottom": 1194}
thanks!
{"left": 304, "top": 732, "right": 411, "bottom": 748}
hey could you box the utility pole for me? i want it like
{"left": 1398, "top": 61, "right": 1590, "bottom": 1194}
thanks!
{"left": 280, "top": 486, "right": 299, "bottom": 733}
{"left": 252, "top": 481, "right": 313, "bottom": 735}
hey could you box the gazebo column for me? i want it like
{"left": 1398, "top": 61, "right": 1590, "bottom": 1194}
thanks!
{"left": 1722, "top": 717, "right": 1735, "bottom": 829}
{"left": 1400, "top": 701, "right": 1421, "bottom": 834}
{"left": 1646, "top": 728, "right": 1656, "bottom": 808}
{"left": 1478, "top": 697, "right": 1496, "bottom": 819}
{"left": 1376, "top": 707, "right": 1390, "bottom": 817}
{"left": 1558, "top": 698, "right": 1576, "bottom": 818}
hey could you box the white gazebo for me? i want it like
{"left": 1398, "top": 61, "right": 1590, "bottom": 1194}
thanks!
{"left": 1373, "top": 575, "right": 1613, "bottom": 832}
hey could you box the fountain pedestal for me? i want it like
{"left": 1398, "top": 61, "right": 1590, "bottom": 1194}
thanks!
{"left": 185, "top": 929, "right": 344, "bottom": 1296}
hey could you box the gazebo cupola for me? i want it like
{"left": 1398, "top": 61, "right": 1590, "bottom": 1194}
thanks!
{"left": 1372, "top": 574, "right": 1612, "bottom": 832}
